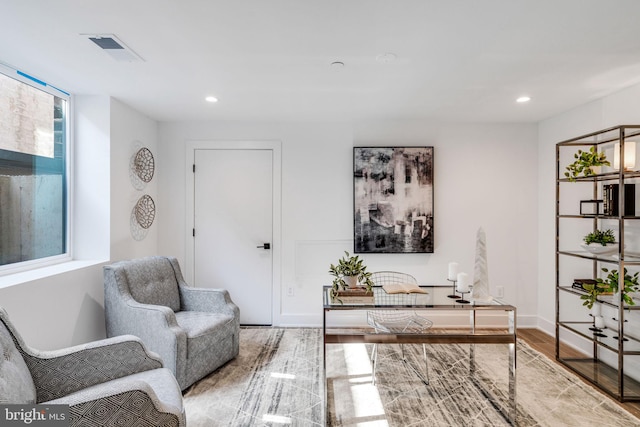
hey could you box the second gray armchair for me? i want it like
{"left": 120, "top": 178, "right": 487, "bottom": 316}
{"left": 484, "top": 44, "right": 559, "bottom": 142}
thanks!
{"left": 104, "top": 256, "right": 240, "bottom": 390}
{"left": 0, "top": 306, "right": 185, "bottom": 427}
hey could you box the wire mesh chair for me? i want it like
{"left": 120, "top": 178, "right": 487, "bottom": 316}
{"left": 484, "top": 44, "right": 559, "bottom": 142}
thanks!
{"left": 367, "top": 271, "right": 433, "bottom": 385}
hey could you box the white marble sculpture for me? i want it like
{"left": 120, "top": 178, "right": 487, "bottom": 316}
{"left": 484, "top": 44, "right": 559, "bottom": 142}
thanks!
{"left": 472, "top": 227, "right": 493, "bottom": 302}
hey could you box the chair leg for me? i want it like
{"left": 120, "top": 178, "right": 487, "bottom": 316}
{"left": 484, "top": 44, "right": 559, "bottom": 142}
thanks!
{"left": 422, "top": 344, "right": 429, "bottom": 385}
{"left": 371, "top": 343, "right": 429, "bottom": 386}
{"left": 371, "top": 344, "right": 378, "bottom": 385}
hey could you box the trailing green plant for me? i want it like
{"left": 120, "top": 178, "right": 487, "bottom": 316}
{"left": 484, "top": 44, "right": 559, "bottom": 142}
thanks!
{"left": 328, "top": 251, "right": 374, "bottom": 298}
{"left": 596, "top": 267, "right": 640, "bottom": 306}
{"left": 583, "top": 229, "right": 616, "bottom": 246}
{"left": 580, "top": 280, "right": 612, "bottom": 309}
{"left": 564, "top": 146, "right": 610, "bottom": 181}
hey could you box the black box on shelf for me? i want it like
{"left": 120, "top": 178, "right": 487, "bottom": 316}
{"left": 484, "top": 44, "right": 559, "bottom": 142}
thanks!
{"left": 580, "top": 200, "right": 603, "bottom": 215}
{"left": 603, "top": 183, "right": 635, "bottom": 216}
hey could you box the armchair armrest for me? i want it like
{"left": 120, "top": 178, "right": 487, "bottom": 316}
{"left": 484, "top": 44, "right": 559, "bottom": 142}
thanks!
{"left": 21, "top": 335, "right": 163, "bottom": 402}
{"left": 113, "top": 299, "right": 183, "bottom": 334}
{"left": 179, "top": 286, "right": 240, "bottom": 319}
{"left": 46, "top": 369, "right": 185, "bottom": 426}
{"left": 105, "top": 298, "right": 188, "bottom": 378}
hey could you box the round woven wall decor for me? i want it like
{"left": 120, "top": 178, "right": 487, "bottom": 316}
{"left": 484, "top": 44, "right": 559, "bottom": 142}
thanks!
{"left": 134, "top": 147, "right": 155, "bottom": 183}
{"left": 134, "top": 194, "right": 156, "bottom": 229}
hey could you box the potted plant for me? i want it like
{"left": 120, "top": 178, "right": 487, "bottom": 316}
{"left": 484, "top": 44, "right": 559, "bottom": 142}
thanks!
{"left": 597, "top": 267, "right": 640, "bottom": 306}
{"left": 581, "top": 229, "right": 617, "bottom": 255}
{"left": 583, "top": 229, "right": 616, "bottom": 246}
{"left": 329, "top": 251, "right": 374, "bottom": 298}
{"left": 564, "top": 146, "right": 610, "bottom": 181}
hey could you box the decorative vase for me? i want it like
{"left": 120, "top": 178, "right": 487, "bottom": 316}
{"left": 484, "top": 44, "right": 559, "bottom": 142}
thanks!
{"left": 594, "top": 315, "right": 605, "bottom": 329}
{"left": 591, "top": 302, "right": 601, "bottom": 317}
{"left": 343, "top": 275, "right": 359, "bottom": 289}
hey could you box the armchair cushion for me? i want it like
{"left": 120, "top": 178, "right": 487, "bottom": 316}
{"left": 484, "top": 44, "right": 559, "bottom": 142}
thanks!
{"left": 174, "top": 311, "right": 236, "bottom": 356}
{"left": 0, "top": 324, "right": 36, "bottom": 404}
{"left": 122, "top": 257, "right": 181, "bottom": 311}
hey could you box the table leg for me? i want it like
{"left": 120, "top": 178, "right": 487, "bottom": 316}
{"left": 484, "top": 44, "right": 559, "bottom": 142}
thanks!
{"left": 323, "top": 310, "right": 327, "bottom": 426}
{"left": 470, "top": 310, "right": 476, "bottom": 375}
{"left": 508, "top": 309, "right": 517, "bottom": 424}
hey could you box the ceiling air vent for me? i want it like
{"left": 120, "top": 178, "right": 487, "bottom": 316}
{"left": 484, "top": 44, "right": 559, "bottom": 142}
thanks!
{"left": 83, "top": 34, "right": 144, "bottom": 62}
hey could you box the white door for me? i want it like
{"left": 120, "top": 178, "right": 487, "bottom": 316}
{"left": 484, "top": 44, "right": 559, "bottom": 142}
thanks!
{"left": 193, "top": 149, "right": 273, "bottom": 325}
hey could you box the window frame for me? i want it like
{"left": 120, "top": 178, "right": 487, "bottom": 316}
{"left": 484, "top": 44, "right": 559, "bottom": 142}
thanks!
{"left": 0, "top": 63, "right": 73, "bottom": 275}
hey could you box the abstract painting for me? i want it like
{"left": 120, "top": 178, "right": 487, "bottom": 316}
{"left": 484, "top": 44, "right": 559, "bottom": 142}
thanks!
{"left": 354, "top": 147, "right": 434, "bottom": 253}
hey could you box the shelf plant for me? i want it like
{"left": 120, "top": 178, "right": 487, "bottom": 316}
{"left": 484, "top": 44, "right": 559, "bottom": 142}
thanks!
{"left": 328, "top": 251, "right": 374, "bottom": 299}
{"left": 564, "top": 146, "right": 610, "bottom": 181}
{"left": 580, "top": 280, "right": 612, "bottom": 309}
{"left": 583, "top": 229, "right": 616, "bottom": 246}
{"left": 597, "top": 267, "right": 639, "bottom": 306}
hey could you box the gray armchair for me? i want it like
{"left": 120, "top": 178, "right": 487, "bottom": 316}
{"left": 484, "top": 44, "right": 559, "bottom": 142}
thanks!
{"left": 103, "top": 256, "right": 240, "bottom": 390}
{"left": 0, "top": 306, "right": 185, "bottom": 427}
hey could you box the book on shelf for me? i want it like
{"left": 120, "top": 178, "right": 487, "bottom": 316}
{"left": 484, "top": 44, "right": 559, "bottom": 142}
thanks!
{"left": 382, "top": 283, "right": 428, "bottom": 294}
{"left": 603, "top": 183, "right": 635, "bottom": 216}
{"left": 572, "top": 278, "right": 613, "bottom": 295}
{"left": 571, "top": 279, "right": 592, "bottom": 293}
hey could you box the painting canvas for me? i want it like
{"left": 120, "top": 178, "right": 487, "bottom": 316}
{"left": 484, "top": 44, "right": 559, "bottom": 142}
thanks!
{"left": 354, "top": 147, "right": 434, "bottom": 253}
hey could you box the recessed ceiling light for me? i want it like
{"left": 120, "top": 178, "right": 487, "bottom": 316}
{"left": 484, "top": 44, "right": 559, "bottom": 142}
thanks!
{"left": 205, "top": 96, "right": 218, "bottom": 103}
{"left": 330, "top": 61, "right": 345, "bottom": 70}
{"left": 516, "top": 96, "right": 531, "bottom": 103}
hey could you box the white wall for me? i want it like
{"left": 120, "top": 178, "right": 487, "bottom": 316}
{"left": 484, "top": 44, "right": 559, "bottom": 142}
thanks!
{"left": 158, "top": 120, "right": 539, "bottom": 327}
{"left": 109, "top": 98, "right": 159, "bottom": 261}
{"left": 0, "top": 96, "right": 159, "bottom": 350}
{"left": 16, "top": 77, "right": 640, "bottom": 348}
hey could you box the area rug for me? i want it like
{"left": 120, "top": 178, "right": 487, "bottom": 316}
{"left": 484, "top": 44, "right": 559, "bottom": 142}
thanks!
{"left": 183, "top": 328, "right": 640, "bottom": 426}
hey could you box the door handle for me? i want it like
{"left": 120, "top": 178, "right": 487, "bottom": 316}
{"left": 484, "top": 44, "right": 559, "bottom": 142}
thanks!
{"left": 257, "top": 243, "right": 271, "bottom": 250}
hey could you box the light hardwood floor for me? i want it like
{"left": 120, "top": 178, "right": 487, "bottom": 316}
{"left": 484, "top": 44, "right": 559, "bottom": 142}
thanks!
{"left": 518, "top": 328, "right": 640, "bottom": 419}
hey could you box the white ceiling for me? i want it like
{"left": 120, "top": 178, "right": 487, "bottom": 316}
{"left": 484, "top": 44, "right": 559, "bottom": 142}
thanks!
{"left": 3, "top": 0, "right": 640, "bottom": 123}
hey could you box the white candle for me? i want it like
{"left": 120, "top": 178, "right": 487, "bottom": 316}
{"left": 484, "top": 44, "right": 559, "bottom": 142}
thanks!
{"left": 457, "top": 272, "right": 470, "bottom": 292}
{"left": 448, "top": 262, "right": 459, "bottom": 281}
{"left": 594, "top": 315, "right": 605, "bottom": 329}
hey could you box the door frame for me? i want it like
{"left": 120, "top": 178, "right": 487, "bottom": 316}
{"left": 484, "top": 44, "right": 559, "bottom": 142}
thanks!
{"left": 185, "top": 140, "right": 282, "bottom": 325}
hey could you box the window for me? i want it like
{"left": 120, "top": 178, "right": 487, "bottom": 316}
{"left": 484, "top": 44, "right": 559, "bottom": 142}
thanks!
{"left": 0, "top": 65, "right": 69, "bottom": 270}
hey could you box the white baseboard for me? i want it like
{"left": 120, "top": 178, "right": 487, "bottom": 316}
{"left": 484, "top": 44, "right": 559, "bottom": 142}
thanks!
{"left": 274, "top": 313, "right": 322, "bottom": 327}
{"left": 536, "top": 316, "right": 556, "bottom": 336}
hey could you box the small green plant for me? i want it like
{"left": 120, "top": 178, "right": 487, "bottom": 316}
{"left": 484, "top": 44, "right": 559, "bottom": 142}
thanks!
{"left": 564, "top": 146, "right": 610, "bottom": 181}
{"left": 328, "top": 251, "right": 374, "bottom": 298}
{"left": 596, "top": 267, "right": 639, "bottom": 306}
{"left": 583, "top": 229, "right": 616, "bottom": 246}
{"left": 580, "top": 280, "right": 611, "bottom": 309}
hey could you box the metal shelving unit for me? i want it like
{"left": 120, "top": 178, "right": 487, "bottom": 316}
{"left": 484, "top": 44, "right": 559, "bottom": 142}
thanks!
{"left": 556, "top": 125, "right": 640, "bottom": 402}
